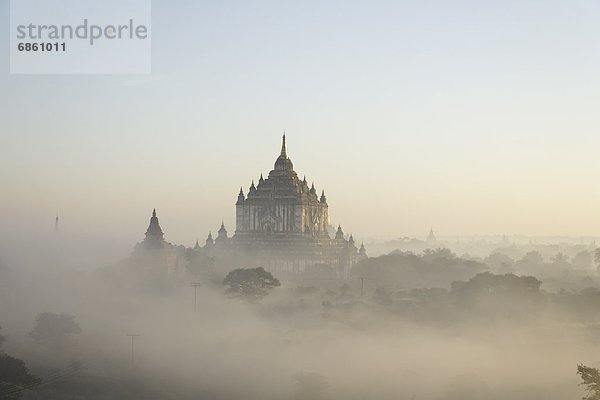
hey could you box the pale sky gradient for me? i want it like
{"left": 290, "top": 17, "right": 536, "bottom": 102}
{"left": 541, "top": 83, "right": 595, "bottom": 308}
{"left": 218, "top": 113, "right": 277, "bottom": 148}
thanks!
{"left": 1, "top": 0, "right": 600, "bottom": 252}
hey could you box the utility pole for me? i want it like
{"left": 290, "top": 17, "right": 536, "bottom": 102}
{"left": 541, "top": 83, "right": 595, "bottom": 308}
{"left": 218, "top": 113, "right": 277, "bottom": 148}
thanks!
{"left": 360, "top": 277, "right": 364, "bottom": 298}
{"left": 126, "top": 334, "right": 140, "bottom": 369}
{"left": 190, "top": 282, "right": 202, "bottom": 312}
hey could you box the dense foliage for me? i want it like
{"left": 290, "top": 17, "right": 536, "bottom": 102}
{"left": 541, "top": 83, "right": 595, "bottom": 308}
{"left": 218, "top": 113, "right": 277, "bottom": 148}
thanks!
{"left": 0, "top": 326, "right": 39, "bottom": 399}
{"left": 353, "top": 248, "right": 486, "bottom": 289}
{"left": 29, "top": 312, "right": 81, "bottom": 346}
{"left": 578, "top": 364, "right": 600, "bottom": 400}
{"left": 223, "top": 267, "right": 281, "bottom": 302}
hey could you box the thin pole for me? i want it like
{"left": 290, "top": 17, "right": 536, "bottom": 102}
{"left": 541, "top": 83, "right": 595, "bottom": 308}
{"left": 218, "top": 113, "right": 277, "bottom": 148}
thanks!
{"left": 190, "top": 282, "right": 202, "bottom": 312}
{"left": 361, "top": 278, "right": 364, "bottom": 298}
{"left": 126, "top": 334, "right": 140, "bottom": 369}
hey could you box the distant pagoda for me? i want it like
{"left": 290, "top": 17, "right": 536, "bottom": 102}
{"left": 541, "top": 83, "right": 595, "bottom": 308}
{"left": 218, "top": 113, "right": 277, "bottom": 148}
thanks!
{"left": 131, "top": 209, "right": 179, "bottom": 280}
{"left": 203, "top": 135, "right": 365, "bottom": 278}
{"left": 426, "top": 228, "right": 437, "bottom": 243}
{"left": 144, "top": 209, "right": 165, "bottom": 248}
{"left": 234, "top": 134, "right": 329, "bottom": 237}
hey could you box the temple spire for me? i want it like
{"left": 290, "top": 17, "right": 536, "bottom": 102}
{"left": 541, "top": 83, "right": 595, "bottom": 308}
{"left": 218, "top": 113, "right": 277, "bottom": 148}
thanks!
{"left": 427, "top": 227, "right": 437, "bottom": 243}
{"left": 335, "top": 225, "right": 344, "bottom": 240}
{"left": 237, "top": 187, "right": 245, "bottom": 205}
{"left": 274, "top": 132, "right": 294, "bottom": 171}
{"left": 206, "top": 231, "right": 214, "bottom": 246}
{"left": 144, "top": 208, "right": 164, "bottom": 247}
{"left": 280, "top": 132, "right": 287, "bottom": 158}
{"left": 217, "top": 221, "right": 228, "bottom": 242}
{"left": 359, "top": 243, "right": 367, "bottom": 256}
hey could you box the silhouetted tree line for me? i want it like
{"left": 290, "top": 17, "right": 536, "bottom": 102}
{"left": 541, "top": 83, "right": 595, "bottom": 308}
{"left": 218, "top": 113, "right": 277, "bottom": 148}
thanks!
{"left": 352, "top": 248, "right": 487, "bottom": 289}
{"left": 0, "top": 326, "right": 39, "bottom": 399}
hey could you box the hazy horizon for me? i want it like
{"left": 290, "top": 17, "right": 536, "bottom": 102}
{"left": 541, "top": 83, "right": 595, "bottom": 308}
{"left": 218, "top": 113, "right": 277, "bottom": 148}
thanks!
{"left": 2, "top": 0, "right": 600, "bottom": 249}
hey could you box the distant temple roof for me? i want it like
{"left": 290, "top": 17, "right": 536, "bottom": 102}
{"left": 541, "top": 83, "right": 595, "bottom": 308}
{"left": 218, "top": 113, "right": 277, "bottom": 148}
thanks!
{"left": 201, "top": 134, "right": 367, "bottom": 277}
{"left": 274, "top": 133, "right": 293, "bottom": 171}
{"left": 205, "top": 231, "right": 214, "bottom": 246}
{"left": 359, "top": 243, "right": 367, "bottom": 256}
{"left": 426, "top": 228, "right": 437, "bottom": 242}
{"left": 240, "top": 134, "right": 323, "bottom": 206}
{"left": 144, "top": 208, "right": 165, "bottom": 247}
{"left": 217, "top": 221, "right": 228, "bottom": 241}
{"left": 335, "top": 225, "right": 344, "bottom": 240}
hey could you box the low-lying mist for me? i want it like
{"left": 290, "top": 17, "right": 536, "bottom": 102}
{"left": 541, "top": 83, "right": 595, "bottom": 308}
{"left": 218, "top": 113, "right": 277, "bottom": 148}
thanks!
{"left": 1, "top": 240, "right": 599, "bottom": 400}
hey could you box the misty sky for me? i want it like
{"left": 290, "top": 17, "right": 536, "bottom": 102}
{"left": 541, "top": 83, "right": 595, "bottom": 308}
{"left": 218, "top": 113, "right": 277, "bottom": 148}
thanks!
{"left": 1, "top": 0, "right": 600, "bottom": 250}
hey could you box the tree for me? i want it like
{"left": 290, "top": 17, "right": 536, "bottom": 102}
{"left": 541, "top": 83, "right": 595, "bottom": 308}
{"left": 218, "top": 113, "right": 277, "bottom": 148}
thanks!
{"left": 573, "top": 251, "right": 593, "bottom": 270}
{"left": 0, "top": 356, "right": 40, "bottom": 399}
{"left": 0, "top": 326, "right": 39, "bottom": 399}
{"left": 451, "top": 272, "right": 542, "bottom": 318}
{"left": 29, "top": 312, "right": 81, "bottom": 346}
{"left": 483, "top": 252, "right": 515, "bottom": 273}
{"left": 595, "top": 248, "right": 600, "bottom": 269}
{"left": 519, "top": 251, "right": 544, "bottom": 265}
{"left": 223, "top": 267, "right": 280, "bottom": 302}
{"left": 422, "top": 248, "right": 456, "bottom": 261}
{"left": 352, "top": 250, "right": 485, "bottom": 289}
{"left": 514, "top": 251, "right": 547, "bottom": 277}
{"left": 578, "top": 364, "right": 600, "bottom": 400}
{"left": 551, "top": 252, "right": 569, "bottom": 264}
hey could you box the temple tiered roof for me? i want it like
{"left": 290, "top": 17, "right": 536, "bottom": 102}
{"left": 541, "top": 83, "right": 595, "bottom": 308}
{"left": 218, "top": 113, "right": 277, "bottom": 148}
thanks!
{"left": 239, "top": 135, "right": 325, "bottom": 206}
{"left": 144, "top": 209, "right": 165, "bottom": 247}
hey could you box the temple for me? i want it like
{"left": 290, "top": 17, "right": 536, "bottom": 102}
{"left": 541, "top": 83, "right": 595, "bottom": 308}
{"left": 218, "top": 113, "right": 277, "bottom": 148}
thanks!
{"left": 235, "top": 135, "right": 329, "bottom": 237}
{"left": 426, "top": 228, "right": 437, "bottom": 244}
{"left": 144, "top": 209, "right": 165, "bottom": 248}
{"left": 130, "top": 209, "right": 180, "bottom": 281}
{"left": 204, "top": 135, "right": 366, "bottom": 278}
{"left": 128, "top": 135, "right": 367, "bottom": 284}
